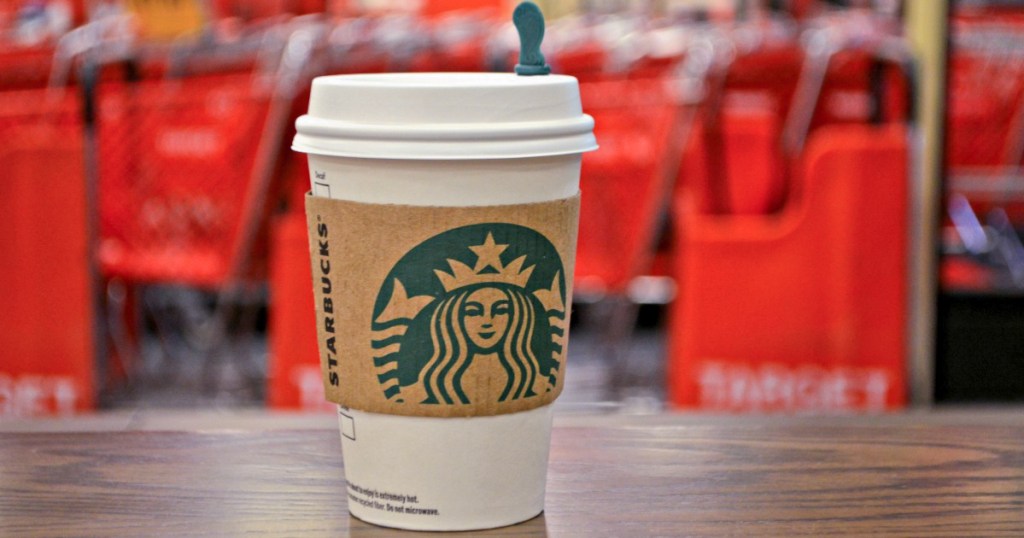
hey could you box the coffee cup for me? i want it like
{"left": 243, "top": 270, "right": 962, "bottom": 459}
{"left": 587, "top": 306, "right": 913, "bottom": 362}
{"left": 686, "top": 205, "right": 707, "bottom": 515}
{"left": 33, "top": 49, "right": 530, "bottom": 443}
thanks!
{"left": 292, "top": 71, "right": 595, "bottom": 531}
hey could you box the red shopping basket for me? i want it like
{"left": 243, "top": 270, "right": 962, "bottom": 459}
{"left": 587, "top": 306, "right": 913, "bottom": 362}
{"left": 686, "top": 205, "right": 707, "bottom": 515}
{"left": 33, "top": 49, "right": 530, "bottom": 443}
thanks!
{"left": 948, "top": 54, "right": 1019, "bottom": 168}
{"left": 684, "top": 44, "right": 802, "bottom": 216}
{"left": 96, "top": 72, "right": 273, "bottom": 287}
{"left": 0, "top": 44, "right": 56, "bottom": 90}
{"left": 723, "top": 43, "right": 804, "bottom": 121}
{"left": 812, "top": 49, "right": 910, "bottom": 132}
{"left": 0, "top": 87, "right": 79, "bottom": 139}
{"left": 552, "top": 42, "right": 609, "bottom": 82}
{"left": 575, "top": 78, "right": 684, "bottom": 295}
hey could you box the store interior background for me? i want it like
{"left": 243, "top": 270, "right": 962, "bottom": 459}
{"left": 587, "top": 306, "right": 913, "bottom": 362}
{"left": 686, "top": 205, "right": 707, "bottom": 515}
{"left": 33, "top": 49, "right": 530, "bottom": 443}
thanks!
{"left": 1, "top": 0, "right": 1022, "bottom": 421}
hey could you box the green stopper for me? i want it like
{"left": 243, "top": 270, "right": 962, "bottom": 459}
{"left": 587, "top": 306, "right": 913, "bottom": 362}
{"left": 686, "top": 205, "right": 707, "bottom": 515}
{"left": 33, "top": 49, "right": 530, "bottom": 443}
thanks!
{"left": 513, "top": 1, "right": 551, "bottom": 76}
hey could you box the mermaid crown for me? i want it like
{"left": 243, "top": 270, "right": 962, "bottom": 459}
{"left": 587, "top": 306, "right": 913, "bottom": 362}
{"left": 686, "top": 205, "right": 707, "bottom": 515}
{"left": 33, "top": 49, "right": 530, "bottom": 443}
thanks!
{"left": 434, "top": 233, "right": 534, "bottom": 292}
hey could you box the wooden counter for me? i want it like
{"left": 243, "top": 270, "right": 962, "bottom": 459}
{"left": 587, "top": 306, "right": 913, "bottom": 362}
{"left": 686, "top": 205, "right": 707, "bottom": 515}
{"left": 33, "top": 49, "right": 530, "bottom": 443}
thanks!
{"left": 2, "top": 409, "right": 1023, "bottom": 536}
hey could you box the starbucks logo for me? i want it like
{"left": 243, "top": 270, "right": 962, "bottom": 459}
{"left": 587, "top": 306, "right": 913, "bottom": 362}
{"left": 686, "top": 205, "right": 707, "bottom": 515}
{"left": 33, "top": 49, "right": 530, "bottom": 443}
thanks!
{"left": 371, "top": 224, "right": 567, "bottom": 405}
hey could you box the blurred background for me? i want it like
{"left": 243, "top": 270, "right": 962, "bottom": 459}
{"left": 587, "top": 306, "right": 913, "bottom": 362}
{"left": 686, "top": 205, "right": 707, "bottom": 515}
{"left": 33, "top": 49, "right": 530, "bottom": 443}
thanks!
{"left": 0, "top": 0, "right": 1021, "bottom": 420}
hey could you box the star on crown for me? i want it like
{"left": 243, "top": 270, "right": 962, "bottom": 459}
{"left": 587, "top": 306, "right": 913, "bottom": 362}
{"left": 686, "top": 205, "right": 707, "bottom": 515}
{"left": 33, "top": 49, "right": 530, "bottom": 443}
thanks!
{"left": 434, "top": 233, "right": 535, "bottom": 292}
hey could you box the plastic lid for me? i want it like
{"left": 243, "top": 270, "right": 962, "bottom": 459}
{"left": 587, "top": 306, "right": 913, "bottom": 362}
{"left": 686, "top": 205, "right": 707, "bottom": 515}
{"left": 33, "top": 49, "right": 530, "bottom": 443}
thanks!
{"left": 292, "top": 72, "right": 597, "bottom": 160}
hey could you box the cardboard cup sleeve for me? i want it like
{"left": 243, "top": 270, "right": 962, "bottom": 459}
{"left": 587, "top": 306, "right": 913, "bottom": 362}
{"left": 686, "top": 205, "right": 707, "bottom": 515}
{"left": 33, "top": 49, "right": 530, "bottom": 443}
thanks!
{"left": 305, "top": 192, "right": 580, "bottom": 419}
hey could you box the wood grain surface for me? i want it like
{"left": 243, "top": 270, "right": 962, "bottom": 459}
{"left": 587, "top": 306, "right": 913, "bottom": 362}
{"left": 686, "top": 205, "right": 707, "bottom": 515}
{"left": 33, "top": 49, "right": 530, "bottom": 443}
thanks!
{"left": 2, "top": 410, "right": 1023, "bottom": 536}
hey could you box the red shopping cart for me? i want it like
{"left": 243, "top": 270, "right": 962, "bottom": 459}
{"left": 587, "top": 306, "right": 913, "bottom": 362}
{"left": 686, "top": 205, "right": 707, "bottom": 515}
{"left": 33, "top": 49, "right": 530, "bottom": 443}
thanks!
{"left": 942, "top": 11, "right": 1024, "bottom": 290}
{"left": 668, "top": 124, "right": 911, "bottom": 412}
{"left": 572, "top": 75, "right": 695, "bottom": 396}
{"left": 0, "top": 81, "right": 95, "bottom": 417}
{"left": 80, "top": 23, "right": 313, "bottom": 399}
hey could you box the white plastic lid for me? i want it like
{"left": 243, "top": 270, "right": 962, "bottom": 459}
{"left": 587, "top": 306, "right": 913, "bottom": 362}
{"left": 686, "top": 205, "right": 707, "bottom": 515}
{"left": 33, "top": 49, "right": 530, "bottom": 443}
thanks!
{"left": 292, "top": 72, "right": 597, "bottom": 160}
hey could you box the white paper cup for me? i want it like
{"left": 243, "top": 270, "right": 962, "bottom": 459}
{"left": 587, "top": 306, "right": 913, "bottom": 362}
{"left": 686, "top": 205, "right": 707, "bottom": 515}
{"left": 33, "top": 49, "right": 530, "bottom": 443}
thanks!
{"left": 293, "top": 72, "right": 595, "bottom": 531}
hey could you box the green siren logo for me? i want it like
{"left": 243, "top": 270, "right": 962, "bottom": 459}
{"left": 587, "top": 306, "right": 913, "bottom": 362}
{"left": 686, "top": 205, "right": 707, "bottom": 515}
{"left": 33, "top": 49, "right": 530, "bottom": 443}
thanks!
{"left": 371, "top": 223, "right": 567, "bottom": 405}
